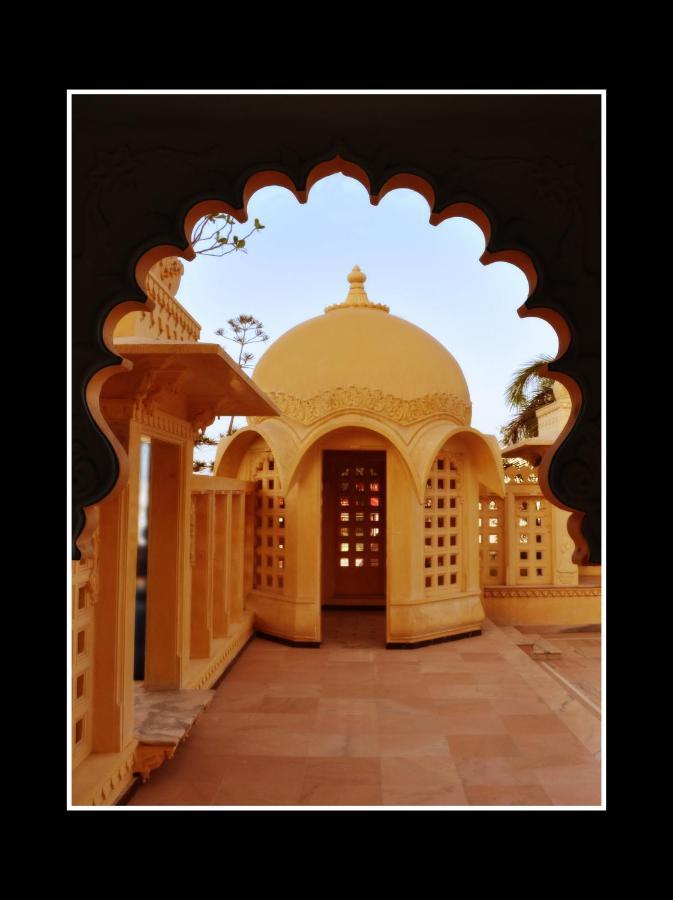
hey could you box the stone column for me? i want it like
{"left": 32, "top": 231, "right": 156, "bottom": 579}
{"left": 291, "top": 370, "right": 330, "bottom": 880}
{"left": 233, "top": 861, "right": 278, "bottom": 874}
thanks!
{"left": 461, "top": 459, "right": 481, "bottom": 595}
{"left": 223, "top": 493, "right": 235, "bottom": 624}
{"left": 230, "top": 492, "right": 246, "bottom": 625}
{"left": 93, "top": 416, "right": 140, "bottom": 752}
{"left": 212, "top": 492, "right": 229, "bottom": 638}
{"left": 145, "top": 439, "right": 184, "bottom": 689}
{"left": 504, "top": 489, "right": 518, "bottom": 587}
{"left": 190, "top": 492, "right": 214, "bottom": 658}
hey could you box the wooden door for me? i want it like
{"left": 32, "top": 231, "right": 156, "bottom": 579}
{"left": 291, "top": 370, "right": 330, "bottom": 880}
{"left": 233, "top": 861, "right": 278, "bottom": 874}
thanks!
{"left": 322, "top": 451, "right": 386, "bottom": 601}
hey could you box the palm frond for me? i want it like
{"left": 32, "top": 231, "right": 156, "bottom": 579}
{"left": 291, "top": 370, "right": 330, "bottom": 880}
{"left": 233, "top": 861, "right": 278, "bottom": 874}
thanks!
{"left": 504, "top": 354, "right": 555, "bottom": 410}
{"left": 194, "top": 434, "right": 218, "bottom": 447}
{"left": 500, "top": 385, "right": 556, "bottom": 446}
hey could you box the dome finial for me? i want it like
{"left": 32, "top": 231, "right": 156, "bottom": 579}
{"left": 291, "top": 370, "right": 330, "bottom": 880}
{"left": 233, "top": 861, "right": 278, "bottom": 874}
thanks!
{"left": 325, "top": 266, "right": 389, "bottom": 314}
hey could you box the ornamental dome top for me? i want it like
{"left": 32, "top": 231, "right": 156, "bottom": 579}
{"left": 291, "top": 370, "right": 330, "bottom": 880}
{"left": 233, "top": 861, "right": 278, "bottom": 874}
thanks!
{"left": 251, "top": 267, "right": 472, "bottom": 428}
{"left": 324, "top": 265, "right": 389, "bottom": 313}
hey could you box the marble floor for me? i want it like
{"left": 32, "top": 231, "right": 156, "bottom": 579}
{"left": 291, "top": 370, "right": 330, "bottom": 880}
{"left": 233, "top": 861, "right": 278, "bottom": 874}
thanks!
{"left": 134, "top": 685, "right": 215, "bottom": 745}
{"left": 127, "top": 610, "right": 602, "bottom": 808}
{"left": 535, "top": 634, "right": 601, "bottom": 710}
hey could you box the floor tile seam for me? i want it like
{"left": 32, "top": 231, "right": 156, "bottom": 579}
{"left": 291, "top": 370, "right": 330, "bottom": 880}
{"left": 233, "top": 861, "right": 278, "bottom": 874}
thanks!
{"left": 538, "top": 663, "right": 601, "bottom": 716}
{"left": 502, "top": 656, "right": 588, "bottom": 714}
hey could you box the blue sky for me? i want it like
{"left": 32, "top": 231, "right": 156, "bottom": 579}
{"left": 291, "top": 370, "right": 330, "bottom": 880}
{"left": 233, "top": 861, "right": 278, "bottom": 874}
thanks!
{"left": 178, "top": 174, "right": 557, "bottom": 466}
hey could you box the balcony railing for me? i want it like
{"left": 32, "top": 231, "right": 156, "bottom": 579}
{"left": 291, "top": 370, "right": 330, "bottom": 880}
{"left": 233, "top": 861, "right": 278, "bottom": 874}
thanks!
{"left": 186, "top": 475, "right": 255, "bottom": 689}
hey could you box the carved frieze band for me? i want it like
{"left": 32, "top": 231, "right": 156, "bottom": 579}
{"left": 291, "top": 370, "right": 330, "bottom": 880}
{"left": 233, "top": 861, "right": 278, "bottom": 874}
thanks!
{"left": 254, "top": 388, "right": 472, "bottom": 426}
{"left": 188, "top": 622, "right": 254, "bottom": 690}
{"left": 75, "top": 742, "right": 137, "bottom": 806}
{"left": 483, "top": 587, "right": 601, "bottom": 598}
{"left": 100, "top": 399, "right": 192, "bottom": 439}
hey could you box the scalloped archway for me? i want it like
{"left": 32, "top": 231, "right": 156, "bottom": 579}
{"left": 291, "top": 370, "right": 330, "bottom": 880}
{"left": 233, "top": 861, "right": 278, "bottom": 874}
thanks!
{"left": 72, "top": 94, "right": 601, "bottom": 564}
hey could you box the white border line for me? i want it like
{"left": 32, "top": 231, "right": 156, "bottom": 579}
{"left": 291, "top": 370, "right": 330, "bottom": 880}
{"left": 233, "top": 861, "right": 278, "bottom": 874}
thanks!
{"left": 601, "top": 88, "right": 607, "bottom": 808}
{"left": 68, "top": 89, "right": 604, "bottom": 96}
{"left": 67, "top": 89, "right": 73, "bottom": 810}
{"left": 67, "top": 88, "right": 606, "bottom": 812}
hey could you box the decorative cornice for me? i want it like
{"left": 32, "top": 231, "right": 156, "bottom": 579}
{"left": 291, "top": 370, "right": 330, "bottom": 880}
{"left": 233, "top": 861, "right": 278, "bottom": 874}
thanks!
{"left": 483, "top": 586, "right": 601, "bottom": 598}
{"left": 253, "top": 387, "right": 471, "bottom": 426}
{"left": 136, "top": 405, "right": 192, "bottom": 439}
{"left": 186, "top": 619, "right": 254, "bottom": 690}
{"left": 72, "top": 742, "right": 138, "bottom": 806}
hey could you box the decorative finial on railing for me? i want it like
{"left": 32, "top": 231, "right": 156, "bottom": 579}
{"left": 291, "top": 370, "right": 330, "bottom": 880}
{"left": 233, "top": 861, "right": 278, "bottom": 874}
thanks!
{"left": 325, "top": 266, "right": 390, "bottom": 313}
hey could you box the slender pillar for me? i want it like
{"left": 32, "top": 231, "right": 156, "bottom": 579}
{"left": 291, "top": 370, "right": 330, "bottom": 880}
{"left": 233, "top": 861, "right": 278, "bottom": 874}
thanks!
{"left": 190, "top": 492, "right": 214, "bottom": 658}
{"left": 243, "top": 492, "right": 255, "bottom": 599}
{"left": 223, "top": 493, "right": 234, "bottom": 624}
{"left": 462, "top": 459, "right": 480, "bottom": 594}
{"left": 212, "top": 492, "right": 229, "bottom": 638}
{"left": 230, "top": 492, "right": 246, "bottom": 624}
{"left": 504, "top": 489, "right": 517, "bottom": 587}
{"left": 93, "top": 417, "right": 140, "bottom": 751}
{"left": 145, "top": 439, "right": 183, "bottom": 689}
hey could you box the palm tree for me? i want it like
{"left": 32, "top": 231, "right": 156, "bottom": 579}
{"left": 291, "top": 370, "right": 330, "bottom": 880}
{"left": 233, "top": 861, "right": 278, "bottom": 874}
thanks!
{"left": 500, "top": 354, "right": 556, "bottom": 446}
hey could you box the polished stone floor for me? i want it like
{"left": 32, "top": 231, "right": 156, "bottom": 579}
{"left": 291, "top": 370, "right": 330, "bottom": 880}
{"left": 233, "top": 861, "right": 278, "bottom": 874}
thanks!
{"left": 128, "top": 610, "right": 602, "bottom": 808}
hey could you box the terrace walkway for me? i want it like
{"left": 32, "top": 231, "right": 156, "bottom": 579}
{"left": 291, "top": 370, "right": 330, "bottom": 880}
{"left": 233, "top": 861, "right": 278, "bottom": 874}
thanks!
{"left": 127, "top": 610, "right": 601, "bottom": 808}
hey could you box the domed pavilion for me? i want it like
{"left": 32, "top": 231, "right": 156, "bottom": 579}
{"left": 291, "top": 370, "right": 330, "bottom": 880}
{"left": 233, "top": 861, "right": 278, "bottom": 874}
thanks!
{"left": 214, "top": 267, "right": 504, "bottom": 647}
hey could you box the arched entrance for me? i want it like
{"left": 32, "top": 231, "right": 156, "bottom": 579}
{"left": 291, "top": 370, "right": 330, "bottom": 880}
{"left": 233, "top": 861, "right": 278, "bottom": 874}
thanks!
{"left": 321, "top": 450, "right": 386, "bottom": 606}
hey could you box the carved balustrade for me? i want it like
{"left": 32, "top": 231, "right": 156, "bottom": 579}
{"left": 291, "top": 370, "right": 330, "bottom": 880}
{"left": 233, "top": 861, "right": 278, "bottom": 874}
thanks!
{"left": 142, "top": 270, "right": 201, "bottom": 342}
{"left": 187, "top": 475, "right": 255, "bottom": 688}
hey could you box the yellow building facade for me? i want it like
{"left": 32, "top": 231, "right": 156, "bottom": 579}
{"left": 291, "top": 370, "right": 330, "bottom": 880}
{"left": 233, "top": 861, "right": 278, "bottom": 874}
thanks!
{"left": 480, "top": 383, "right": 601, "bottom": 627}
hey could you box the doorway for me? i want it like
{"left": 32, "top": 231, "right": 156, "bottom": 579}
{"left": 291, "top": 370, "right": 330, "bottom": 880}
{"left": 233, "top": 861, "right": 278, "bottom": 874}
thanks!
{"left": 322, "top": 451, "right": 386, "bottom": 606}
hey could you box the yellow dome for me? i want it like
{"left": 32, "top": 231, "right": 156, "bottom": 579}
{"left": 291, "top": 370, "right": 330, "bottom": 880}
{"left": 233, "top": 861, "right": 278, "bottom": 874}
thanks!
{"left": 252, "top": 267, "right": 472, "bottom": 427}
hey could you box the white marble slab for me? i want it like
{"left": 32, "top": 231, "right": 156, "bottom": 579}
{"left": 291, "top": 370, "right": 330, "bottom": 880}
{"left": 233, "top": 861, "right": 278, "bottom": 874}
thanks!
{"left": 134, "top": 685, "right": 215, "bottom": 745}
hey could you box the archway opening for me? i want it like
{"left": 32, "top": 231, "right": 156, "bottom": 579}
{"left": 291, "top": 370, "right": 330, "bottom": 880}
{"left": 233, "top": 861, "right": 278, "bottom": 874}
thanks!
{"left": 177, "top": 173, "right": 556, "bottom": 477}
{"left": 321, "top": 449, "right": 387, "bottom": 607}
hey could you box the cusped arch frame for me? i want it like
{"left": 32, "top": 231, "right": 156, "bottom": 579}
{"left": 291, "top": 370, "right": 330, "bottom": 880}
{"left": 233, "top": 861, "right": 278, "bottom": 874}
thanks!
{"left": 410, "top": 421, "right": 505, "bottom": 502}
{"left": 75, "top": 154, "right": 592, "bottom": 565}
{"left": 213, "top": 418, "right": 298, "bottom": 493}
{"left": 284, "top": 415, "right": 420, "bottom": 503}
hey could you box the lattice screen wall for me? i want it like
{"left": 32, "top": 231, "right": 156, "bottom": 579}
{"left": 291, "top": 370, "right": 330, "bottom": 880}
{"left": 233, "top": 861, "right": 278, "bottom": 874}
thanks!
{"left": 478, "top": 496, "right": 505, "bottom": 584}
{"left": 253, "top": 453, "right": 286, "bottom": 594}
{"left": 504, "top": 467, "right": 539, "bottom": 487}
{"left": 423, "top": 451, "right": 463, "bottom": 595}
{"left": 336, "top": 460, "right": 383, "bottom": 571}
{"left": 513, "top": 494, "right": 551, "bottom": 583}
